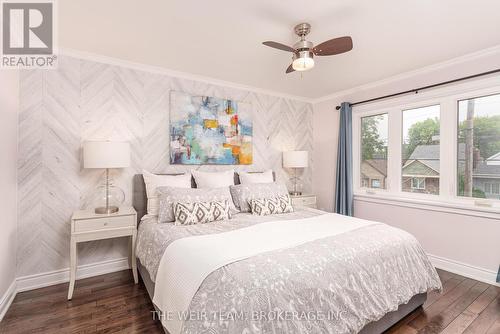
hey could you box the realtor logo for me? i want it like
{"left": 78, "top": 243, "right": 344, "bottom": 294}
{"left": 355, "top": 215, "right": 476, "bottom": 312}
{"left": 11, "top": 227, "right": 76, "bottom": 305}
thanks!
{"left": 1, "top": 0, "right": 57, "bottom": 68}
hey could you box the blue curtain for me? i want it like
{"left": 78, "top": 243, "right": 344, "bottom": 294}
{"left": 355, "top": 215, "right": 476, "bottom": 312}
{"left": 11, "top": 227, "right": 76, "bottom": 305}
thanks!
{"left": 334, "top": 102, "right": 353, "bottom": 216}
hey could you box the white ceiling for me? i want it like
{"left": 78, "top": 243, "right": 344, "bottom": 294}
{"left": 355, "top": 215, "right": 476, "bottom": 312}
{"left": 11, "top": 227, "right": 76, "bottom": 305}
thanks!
{"left": 59, "top": 0, "right": 500, "bottom": 99}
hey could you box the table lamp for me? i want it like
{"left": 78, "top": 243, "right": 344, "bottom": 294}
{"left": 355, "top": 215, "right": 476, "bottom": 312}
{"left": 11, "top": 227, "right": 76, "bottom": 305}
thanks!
{"left": 83, "top": 141, "right": 130, "bottom": 214}
{"left": 283, "top": 150, "right": 308, "bottom": 195}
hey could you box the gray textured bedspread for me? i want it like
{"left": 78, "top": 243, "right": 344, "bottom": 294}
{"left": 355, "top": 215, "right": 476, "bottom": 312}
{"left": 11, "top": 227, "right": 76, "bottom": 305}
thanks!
{"left": 136, "top": 209, "right": 441, "bottom": 334}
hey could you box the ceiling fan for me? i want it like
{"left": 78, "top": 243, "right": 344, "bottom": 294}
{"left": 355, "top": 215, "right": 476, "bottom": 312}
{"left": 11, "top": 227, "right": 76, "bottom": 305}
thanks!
{"left": 263, "top": 23, "right": 353, "bottom": 73}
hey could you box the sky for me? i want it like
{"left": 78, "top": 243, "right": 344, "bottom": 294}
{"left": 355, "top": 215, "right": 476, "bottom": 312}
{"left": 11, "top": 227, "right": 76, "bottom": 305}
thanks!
{"left": 458, "top": 93, "right": 500, "bottom": 122}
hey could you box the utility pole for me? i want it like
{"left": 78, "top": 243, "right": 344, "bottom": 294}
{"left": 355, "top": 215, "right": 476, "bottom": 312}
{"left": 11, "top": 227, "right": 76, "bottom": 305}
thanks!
{"left": 464, "top": 99, "right": 475, "bottom": 197}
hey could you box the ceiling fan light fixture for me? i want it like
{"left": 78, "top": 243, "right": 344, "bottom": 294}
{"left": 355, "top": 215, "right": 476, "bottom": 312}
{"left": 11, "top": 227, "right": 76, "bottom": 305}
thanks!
{"left": 292, "top": 51, "right": 314, "bottom": 71}
{"left": 262, "top": 23, "right": 353, "bottom": 74}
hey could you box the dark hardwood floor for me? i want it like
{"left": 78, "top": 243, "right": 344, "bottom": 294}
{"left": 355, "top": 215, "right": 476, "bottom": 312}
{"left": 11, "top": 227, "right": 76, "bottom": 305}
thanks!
{"left": 0, "top": 269, "right": 498, "bottom": 333}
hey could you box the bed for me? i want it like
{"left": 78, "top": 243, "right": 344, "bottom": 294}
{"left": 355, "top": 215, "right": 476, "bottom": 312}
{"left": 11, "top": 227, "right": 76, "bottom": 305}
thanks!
{"left": 133, "top": 174, "right": 441, "bottom": 334}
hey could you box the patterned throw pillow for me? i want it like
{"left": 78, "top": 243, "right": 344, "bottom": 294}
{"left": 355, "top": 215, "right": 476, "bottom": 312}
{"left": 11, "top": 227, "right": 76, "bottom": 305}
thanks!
{"left": 230, "top": 182, "right": 289, "bottom": 213}
{"left": 174, "top": 200, "right": 231, "bottom": 225}
{"left": 157, "top": 186, "right": 237, "bottom": 223}
{"left": 250, "top": 195, "right": 294, "bottom": 216}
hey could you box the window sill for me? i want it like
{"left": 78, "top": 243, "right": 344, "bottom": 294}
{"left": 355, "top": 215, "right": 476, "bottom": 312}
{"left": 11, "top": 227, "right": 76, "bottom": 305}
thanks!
{"left": 353, "top": 192, "right": 500, "bottom": 220}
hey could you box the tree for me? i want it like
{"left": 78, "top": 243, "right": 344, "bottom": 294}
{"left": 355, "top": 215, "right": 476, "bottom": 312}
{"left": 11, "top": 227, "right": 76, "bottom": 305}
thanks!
{"left": 405, "top": 118, "right": 440, "bottom": 159}
{"left": 361, "top": 116, "right": 386, "bottom": 160}
{"left": 458, "top": 174, "right": 486, "bottom": 198}
{"left": 459, "top": 115, "right": 500, "bottom": 159}
{"left": 405, "top": 115, "right": 500, "bottom": 160}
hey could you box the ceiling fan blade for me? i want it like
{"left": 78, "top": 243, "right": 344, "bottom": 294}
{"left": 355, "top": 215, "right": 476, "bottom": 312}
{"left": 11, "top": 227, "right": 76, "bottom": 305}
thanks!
{"left": 263, "top": 41, "right": 296, "bottom": 53}
{"left": 313, "top": 36, "right": 353, "bottom": 56}
{"left": 286, "top": 64, "right": 295, "bottom": 74}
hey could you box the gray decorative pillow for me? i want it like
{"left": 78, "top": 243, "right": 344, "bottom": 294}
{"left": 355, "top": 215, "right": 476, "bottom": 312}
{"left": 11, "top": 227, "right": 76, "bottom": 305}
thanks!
{"left": 174, "top": 200, "right": 231, "bottom": 225}
{"left": 157, "top": 186, "right": 237, "bottom": 223}
{"left": 250, "top": 194, "right": 294, "bottom": 216}
{"left": 229, "top": 182, "right": 289, "bottom": 213}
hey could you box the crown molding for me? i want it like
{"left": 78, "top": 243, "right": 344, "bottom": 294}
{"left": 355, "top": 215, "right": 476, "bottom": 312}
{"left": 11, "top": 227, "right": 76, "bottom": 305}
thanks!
{"left": 59, "top": 45, "right": 500, "bottom": 105}
{"left": 59, "top": 48, "right": 314, "bottom": 104}
{"left": 312, "top": 44, "right": 500, "bottom": 104}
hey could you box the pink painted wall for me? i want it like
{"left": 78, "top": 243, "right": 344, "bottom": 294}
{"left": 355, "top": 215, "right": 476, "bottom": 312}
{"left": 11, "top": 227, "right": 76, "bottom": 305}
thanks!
{"left": 354, "top": 199, "right": 500, "bottom": 276}
{"left": 0, "top": 70, "right": 19, "bottom": 301}
{"left": 312, "top": 99, "right": 339, "bottom": 212}
{"left": 312, "top": 46, "right": 500, "bottom": 277}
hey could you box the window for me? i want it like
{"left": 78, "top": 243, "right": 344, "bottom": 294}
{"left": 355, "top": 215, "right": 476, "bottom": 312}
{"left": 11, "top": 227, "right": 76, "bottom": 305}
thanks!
{"left": 353, "top": 83, "right": 500, "bottom": 211}
{"left": 361, "top": 178, "right": 369, "bottom": 187}
{"left": 411, "top": 177, "right": 425, "bottom": 190}
{"left": 360, "top": 114, "right": 388, "bottom": 189}
{"left": 402, "top": 105, "right": 440, "bottom": 195}
{"left": 457, "top": 93, "right": 500, "bottom": 199}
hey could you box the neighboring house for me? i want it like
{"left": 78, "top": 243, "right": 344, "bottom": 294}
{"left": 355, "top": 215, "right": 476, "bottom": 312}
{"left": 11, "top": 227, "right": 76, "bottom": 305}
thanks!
{"left": 401, "top": 144, "right": 500, "bottom": 199}
{"left": 361, "top": 159, "right": 387, "bottom": 189}
{"left": 402, "top": 145, "right": 440, "bottom": 194}
{"left": 484, "top": 152, "right": 500, "bottom": 166}
{"left": 472, "top": 154, "right": 500, "bottom": 200}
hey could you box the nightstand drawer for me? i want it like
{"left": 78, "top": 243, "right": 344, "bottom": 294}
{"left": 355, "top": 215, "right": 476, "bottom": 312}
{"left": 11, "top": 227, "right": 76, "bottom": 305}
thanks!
{"left": 74, "top": 215, "right": 134, "bottom": 233}
{"left": 291, "top": 196, "right": 317, "bottom": 208}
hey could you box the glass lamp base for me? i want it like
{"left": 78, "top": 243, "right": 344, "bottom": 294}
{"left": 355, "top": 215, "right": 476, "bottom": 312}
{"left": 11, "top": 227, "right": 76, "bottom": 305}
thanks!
{"left": 95, "top": 206, "right": 119, "bottom": 214}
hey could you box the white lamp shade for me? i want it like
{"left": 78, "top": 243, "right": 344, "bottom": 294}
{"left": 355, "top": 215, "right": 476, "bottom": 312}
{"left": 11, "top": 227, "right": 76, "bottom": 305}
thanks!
{"left": 283, "top": 151, "right": 308, "bottom": 168}
{"left": 83, "top": 141, "right": 130, "bottom": 169}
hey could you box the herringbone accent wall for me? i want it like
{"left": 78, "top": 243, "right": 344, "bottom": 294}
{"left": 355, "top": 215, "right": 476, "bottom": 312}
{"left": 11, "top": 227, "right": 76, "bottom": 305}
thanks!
{"left": 18, "top": 55, "right": 313, "bottom": 277}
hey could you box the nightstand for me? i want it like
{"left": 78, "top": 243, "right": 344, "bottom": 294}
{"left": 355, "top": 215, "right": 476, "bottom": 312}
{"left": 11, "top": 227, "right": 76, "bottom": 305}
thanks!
{"left": 67, "top": 206, "right": 138, "bottom": 300}
{"left": 290, "top": 194, "right": 317, "bottom": 209}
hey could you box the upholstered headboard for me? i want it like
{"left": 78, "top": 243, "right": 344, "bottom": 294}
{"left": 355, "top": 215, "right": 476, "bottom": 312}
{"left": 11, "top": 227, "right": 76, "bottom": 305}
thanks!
{"left": 132, "top": 171, "right": 275, "bottom": 224}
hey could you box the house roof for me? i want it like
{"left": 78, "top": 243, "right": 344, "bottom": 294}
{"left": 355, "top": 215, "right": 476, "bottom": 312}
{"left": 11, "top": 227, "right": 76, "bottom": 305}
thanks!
{"left": 473, "top": 161, "right": 500, "bottom": 176}
{"left": 365, "top": 159, "right": 388, "bottom": 176}
{"left": 405, "top": 145, "right": 443, "bottom": 173}
{"left": 408, "top": 144, "right": 466, "bottom": 161}
{"left": 405, "top": 144, "right": 500, "bottom": 176}
{"left": 486, "top": 152, "right": 500, "bottom": 164}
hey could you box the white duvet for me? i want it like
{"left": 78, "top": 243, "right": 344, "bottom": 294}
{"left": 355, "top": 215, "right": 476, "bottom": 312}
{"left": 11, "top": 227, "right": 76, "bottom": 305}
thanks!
{"left": 153, "top": 213, "right": 378, "bottom": 334}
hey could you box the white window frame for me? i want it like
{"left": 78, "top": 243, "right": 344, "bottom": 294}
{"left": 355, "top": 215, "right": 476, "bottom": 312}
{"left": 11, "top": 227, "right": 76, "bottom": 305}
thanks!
{"left": 358, "top": 112, "right": 389, "bottom": 190}
{"left": 352, "top": 74, "right": 500, "bottom": 216}
{"left": 493, "top": 183, "right": 500, "bottom": 195}
{"left": 411, "top": 177, "right": 426, "bottom": 190}
{"left": 401, "top": 103, "right": 442, "bottom": 196}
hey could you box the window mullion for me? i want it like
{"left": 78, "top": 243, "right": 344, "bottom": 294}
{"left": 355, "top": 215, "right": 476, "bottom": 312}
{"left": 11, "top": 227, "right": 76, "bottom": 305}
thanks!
{"left": 439, "top": 98, "right": 456, "bottom": 199}
{"left": 387, "top": 109, "right": 402, "bottom": 193}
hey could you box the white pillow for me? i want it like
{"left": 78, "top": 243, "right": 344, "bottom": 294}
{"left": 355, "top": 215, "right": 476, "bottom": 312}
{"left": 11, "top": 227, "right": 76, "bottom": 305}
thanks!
{"left": 239, "top": 170, "right": 274, "bottom": 184}
{"left": 142, "top": 170, "right": 191, "bottom": 216}
{"left": 191, "top": 169, "right": 235, "bottom": 188}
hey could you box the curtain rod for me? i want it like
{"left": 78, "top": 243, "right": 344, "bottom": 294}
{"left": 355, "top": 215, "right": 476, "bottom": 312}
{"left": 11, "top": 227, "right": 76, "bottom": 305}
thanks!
{"left": 335, "top": 68, "right": 500, "bottom": 110}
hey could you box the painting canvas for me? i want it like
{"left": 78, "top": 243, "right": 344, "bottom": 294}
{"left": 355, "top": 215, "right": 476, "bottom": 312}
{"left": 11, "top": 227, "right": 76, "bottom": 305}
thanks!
{"left": 170, "top": 91, "right": 253, "bottom": 165}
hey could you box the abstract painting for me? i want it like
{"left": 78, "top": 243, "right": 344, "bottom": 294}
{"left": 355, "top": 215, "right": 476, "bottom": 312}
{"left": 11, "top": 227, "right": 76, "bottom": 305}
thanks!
{"left": 170, "top": 91, "right": 253, "bottom": 165}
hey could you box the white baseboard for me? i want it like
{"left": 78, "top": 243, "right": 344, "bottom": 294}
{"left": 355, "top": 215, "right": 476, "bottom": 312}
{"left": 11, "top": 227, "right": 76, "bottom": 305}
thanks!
{"left": 428, "top": 253, "right": 500, "bottom": 287}
{"left": 0, "top": 280, "right": 17, "bottom": 322}
{"left": 16, "top": 257, "right": 130, "bottom": 293}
